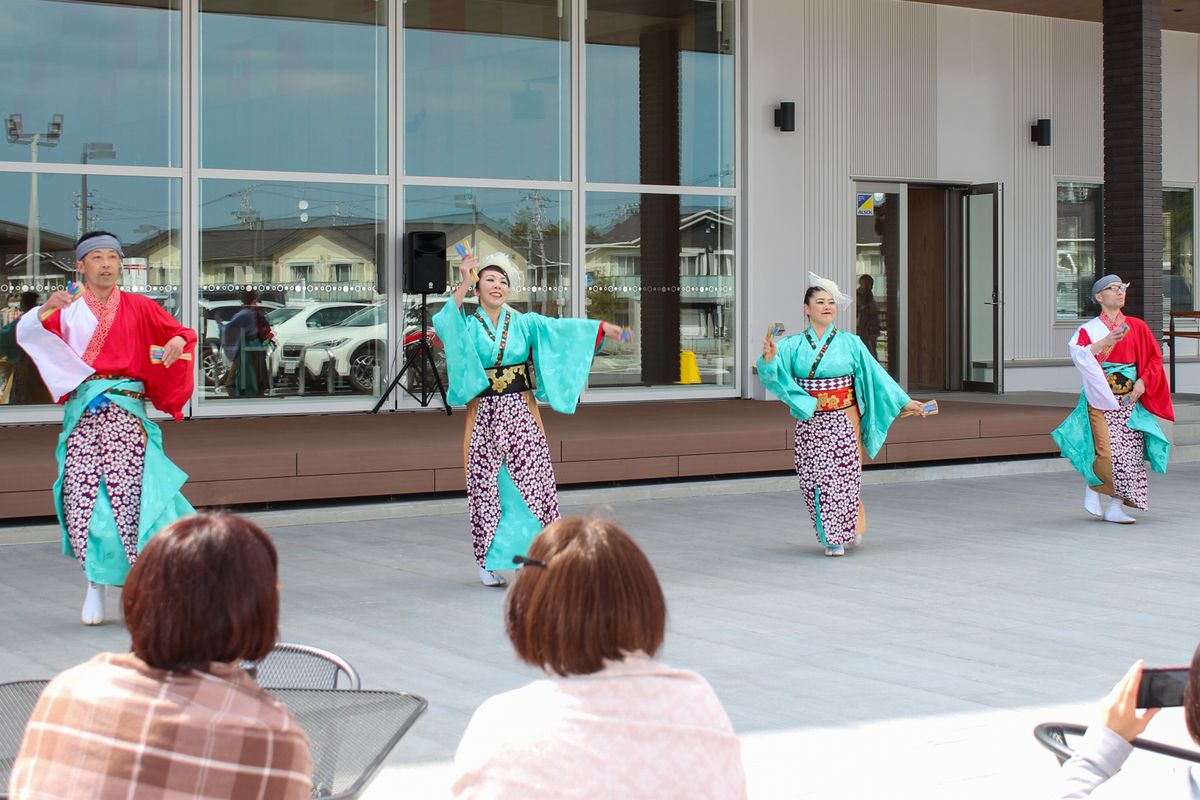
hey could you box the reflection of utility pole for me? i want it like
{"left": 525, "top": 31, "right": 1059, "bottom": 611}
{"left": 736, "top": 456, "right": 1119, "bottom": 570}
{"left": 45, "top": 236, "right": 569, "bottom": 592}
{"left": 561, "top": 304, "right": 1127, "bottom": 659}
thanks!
{"left": 232, "top": 187, "right": 262, "bottom": 285}
{"left": 78, "top": 142, "right": 116, "bottom": 237}
{"left": 7, "top": 113, "right": 64, "bottom": 283}
{"left": 455, "top": 190, "right": 480, "bottom": 252}
{"left": 522, "top": 191, "right": 550, "bottom": 313}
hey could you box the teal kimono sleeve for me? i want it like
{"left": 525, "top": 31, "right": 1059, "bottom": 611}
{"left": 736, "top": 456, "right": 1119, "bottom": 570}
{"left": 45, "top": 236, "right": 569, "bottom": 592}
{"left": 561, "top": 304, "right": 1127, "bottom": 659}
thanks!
{"left": 432, "top": 300, "right": 488, "bottom": 407}
{"left": 525, "top": 313, "right": 601, "bottom": 414}
{"left": 755, "top": 336, "right": 817, "bottom": 420}
{"left": 852, "top": 336, "right": 911, "bottom": 458}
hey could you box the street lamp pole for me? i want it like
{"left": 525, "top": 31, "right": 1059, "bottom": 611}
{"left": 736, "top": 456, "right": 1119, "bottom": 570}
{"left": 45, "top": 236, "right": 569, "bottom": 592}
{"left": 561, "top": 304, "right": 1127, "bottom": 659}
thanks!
{"left": 6, "top": 113, "right": 64, "bottom": 285}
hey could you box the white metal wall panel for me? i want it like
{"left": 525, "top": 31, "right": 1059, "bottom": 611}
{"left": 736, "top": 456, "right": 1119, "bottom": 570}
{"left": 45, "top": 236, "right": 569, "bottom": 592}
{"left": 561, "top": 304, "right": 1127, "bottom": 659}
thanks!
{"left": 744, "top": 0, "right": 852, "bottom": 352}
{"left": 1009, "top": 15, "right": 1057, "bottom": 361}
{"left": 1050, "top": 20, "right": 1103, "bottom": 181}
{"left": 1163, "top": 31, "right": 1199, "bottom": 183}
{"left": 848, "top": 0, "right": 938, "bottom": 182}
{"left": 934, "top": 7, "right": 1014, "bottom": 185}
{"left": 746, "top": 0, "right": 1200, "bottom": 379}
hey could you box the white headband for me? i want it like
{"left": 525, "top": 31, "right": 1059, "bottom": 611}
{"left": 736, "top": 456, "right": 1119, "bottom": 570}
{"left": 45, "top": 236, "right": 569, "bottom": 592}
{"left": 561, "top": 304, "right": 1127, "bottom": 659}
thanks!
{"left": 76, "top": 234, "right": 124, "bottom": 261}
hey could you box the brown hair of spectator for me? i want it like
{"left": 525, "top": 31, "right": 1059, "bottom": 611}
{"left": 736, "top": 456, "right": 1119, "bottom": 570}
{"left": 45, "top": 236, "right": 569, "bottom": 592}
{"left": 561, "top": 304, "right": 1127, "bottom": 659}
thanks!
{"left": 1186, "top": 643, "right": 1200, "bottom": 744}
{"left": 123, "top": 513, "right": 280, "bottom": 672}
{"left": 505, "top": 516, "right": 666, "bottom": 677}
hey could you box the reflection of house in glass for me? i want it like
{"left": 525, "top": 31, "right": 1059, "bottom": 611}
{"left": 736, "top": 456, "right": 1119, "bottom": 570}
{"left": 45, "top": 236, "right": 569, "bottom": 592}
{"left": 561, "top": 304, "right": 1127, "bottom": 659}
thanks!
{"left": 585, "top": 207, "right": 734, "bottom": 386}
{"left": 0, "top": 222, "right": 77, "bottom": 288}
{"left": 128, "top": 216, "right": 384, "bottom": 303}
{"left": 403, "top": 211, "right": 571, "bottom": 317}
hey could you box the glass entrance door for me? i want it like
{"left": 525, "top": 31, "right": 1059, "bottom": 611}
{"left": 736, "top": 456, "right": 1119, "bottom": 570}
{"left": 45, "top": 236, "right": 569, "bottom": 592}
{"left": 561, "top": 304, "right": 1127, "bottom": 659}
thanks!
{"left": 854, "top": 183, "right": 906, "bottom": 383}
{"left": 962, "top": 183, "right": 1003, "bottom": 392}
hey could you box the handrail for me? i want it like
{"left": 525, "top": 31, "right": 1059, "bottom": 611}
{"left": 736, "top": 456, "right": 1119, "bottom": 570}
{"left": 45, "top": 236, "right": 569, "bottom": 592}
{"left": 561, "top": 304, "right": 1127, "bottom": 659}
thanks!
{"left": 1165, "top": 310, "right": 1200, "bottom": 390}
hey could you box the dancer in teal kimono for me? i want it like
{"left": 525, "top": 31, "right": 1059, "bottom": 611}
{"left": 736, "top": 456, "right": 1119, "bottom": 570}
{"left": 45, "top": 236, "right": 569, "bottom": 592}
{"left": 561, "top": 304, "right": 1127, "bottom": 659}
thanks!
{"left": 434, "top": 252, "right": 625, "bottom": 586}
{"left": 16, "top": 231, "right": 196, "bottom": 624}
{"left": 757, "top": 274, "right": 927, "bottom": 557}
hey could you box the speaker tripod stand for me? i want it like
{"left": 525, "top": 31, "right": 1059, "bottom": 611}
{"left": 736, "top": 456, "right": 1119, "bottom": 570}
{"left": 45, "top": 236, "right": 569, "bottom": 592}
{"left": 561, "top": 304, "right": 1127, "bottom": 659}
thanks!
{"left": 371, "top": 291, "right": 451, "bottom": 415}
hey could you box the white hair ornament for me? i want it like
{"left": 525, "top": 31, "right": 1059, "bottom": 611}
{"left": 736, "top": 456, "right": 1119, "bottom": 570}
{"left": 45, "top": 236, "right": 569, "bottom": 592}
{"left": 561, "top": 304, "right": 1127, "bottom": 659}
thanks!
{"left": 476, "top": 251, "right": 525, "bottom": 292}
{"left": 806, "top": 272, "right": 852, "bottom": 307}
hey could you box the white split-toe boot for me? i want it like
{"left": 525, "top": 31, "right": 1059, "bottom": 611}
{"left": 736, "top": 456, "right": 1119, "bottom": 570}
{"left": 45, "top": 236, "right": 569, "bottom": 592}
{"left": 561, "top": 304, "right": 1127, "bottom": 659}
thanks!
{"left": 1103, "top": 496, "right": 1136, "bottom": 524}
{"left": 82, "top": 581, "right": 105, "bottom": 625}
{"left": 1083, "top": 486, "right": 1102, "bottom": 517}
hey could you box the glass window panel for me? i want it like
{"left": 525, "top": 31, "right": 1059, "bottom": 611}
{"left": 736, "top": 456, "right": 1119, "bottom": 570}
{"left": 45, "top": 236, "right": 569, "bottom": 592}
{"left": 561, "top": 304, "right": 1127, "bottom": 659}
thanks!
{"left": 198, "top": 180, "right": 386, "bottom": 401}
{"left": 403, "top": 187, "right": 571, "bottom": 396}
{"left": 0, "top": 172, "right": 182, "bottom": 408}
{"left": 586, "top": 0, "right": 735, "bottom": 187}
{"left": 585, "top": 192, "right": 735, "bottom": 388}
{"left": 404, "top": 1, "right": 570, "bottom": 181}
{"left": 1164, "top": 187, "right": 1194, "bottom": 318}
{"left": 1056, "top": 182, "right": 1103, "bottom": 321}
{"left": 0, "top": 1, "right": 181, "bottom": 168}
{"left": 854, "top": 192, "right": 900, "bottom": 376}
{"left": 200, "top": 2, "right": 387, "bottom": 174}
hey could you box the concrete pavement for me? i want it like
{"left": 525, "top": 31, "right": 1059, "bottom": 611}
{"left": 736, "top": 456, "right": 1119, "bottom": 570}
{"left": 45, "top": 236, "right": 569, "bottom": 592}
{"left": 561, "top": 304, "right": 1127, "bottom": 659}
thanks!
{"left": 2, "top": 460, "right": 1198, "bottom": 798}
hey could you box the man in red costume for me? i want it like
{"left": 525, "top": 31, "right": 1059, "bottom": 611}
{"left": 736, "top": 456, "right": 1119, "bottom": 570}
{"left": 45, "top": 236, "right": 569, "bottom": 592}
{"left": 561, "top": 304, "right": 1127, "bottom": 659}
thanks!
{"left": 1051, "top": 274, "right": 1174, "bottom": 524}
{"left": 17, "top": 231, "right": 197, "bottom": 624}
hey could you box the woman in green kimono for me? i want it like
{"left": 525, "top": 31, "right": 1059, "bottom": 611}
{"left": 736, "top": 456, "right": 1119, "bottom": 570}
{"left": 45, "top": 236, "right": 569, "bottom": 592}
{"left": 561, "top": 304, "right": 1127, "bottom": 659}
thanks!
{"left": 757, "top": 274, "right": 926, "bottom": 557}
{"left": 433, "top": 252, "right": 624, "bottom": 586}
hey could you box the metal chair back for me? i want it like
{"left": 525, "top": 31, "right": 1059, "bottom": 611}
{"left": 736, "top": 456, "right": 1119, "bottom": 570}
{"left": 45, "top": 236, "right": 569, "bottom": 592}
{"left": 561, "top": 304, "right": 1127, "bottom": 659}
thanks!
{"left": 0, "top": 679, "right": 51, "bottom": 800}
{"left": 242, "top": 643, "right": 361, "bottom": 690}
{"left": 274, "top": 688, "right": 427, "bottom": 800}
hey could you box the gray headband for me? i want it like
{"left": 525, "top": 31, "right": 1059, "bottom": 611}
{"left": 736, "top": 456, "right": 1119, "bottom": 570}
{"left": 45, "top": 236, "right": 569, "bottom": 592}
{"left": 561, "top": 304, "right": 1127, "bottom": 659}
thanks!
{"left": 75, "top": 234, "right": 124, "bottom": 262}
{"left": 1090, "top": 274, "right": 1123, "bottom": 302}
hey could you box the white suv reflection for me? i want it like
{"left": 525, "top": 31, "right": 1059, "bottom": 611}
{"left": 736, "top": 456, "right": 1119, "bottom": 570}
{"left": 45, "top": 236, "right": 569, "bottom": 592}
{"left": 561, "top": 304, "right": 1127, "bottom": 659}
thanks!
{"left": 275, "top": 303, "right": 387, "bottom": 393}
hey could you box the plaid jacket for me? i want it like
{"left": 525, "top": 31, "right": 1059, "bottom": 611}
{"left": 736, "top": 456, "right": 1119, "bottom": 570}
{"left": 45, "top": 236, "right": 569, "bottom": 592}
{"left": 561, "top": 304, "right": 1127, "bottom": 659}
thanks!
{"left": 8, "top": 652, "right": 312, "bottom": 800}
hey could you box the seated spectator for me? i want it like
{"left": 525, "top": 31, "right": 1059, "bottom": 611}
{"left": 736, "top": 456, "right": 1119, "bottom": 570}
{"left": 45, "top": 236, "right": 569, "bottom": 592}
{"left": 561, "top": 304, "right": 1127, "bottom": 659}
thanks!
{"left": 1054, "top": 646, "right": 1200, "bottom": 798}
{"left": 8, "top": 513, "right": 312, "bottom": 800}
{"left": 450, "top": 516, "right": 747, "bottom": 799}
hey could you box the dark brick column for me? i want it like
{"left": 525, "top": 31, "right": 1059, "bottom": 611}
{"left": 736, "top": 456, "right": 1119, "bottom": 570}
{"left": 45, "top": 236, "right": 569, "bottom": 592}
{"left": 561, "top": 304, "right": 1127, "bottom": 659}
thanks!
{"left": 1102, "top": 0, "right": 1163, "bottom": 336}
{"left": 639, "top": 26, "right": 681, "bottom": 384}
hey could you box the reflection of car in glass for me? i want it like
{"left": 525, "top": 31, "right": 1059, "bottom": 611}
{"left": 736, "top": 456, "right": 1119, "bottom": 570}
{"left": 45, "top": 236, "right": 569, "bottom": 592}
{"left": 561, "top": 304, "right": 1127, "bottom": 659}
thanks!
{"left": 266, "top": 302, "right": 369, "bottom": 385}
{"left": 402, "top": 300, "right": 447, "bottom": 394}
{"left": 273, "top": 301, "right": 450, "bottom": 394}
{"left": 1055, "top": 251, "right": 1082, "bottom": 317}
{"left": 198, "top": 299, "right": 282, "bottom": 389}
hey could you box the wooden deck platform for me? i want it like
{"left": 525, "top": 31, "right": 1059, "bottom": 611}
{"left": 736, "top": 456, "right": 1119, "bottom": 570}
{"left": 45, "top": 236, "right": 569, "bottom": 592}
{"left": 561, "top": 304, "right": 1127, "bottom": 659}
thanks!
{"left": 0, "top": 398, "right": 1068, "bottom": 520}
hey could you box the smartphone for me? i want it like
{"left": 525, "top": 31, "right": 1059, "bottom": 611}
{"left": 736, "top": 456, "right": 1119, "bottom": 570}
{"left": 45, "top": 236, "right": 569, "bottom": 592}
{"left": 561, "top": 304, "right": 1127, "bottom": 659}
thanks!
{"left": 1136, "top": 667, "right": 1189, "bottom": 708}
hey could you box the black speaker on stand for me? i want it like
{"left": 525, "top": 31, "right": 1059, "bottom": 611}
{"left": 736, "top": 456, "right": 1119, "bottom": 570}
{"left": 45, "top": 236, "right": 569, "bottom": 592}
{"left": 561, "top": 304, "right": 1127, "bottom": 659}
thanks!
{"left": 372, "top": 231, "right": 452, "bottom": 415}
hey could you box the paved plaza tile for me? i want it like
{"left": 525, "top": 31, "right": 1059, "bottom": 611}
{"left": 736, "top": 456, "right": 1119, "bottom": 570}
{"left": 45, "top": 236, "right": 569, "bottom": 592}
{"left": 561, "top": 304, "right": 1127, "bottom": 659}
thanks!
{"left": 2, "top": 461, "right": 1198, "bottom": 798}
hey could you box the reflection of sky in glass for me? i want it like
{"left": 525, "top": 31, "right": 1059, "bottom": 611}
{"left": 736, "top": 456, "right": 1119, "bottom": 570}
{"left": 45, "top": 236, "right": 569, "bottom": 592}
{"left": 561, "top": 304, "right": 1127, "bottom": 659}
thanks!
{"left": 587, "top": 46, "right": 735, "bottom": 187}
{"left": 585, "top": 192, "right": 734, "bottom": 237}
{"left": 0, "top": 173, "right": 179, "bottom": 247}
{"left": 405, "top": 30, "right": 569, "bottom": 181}
{"left": 405, "top": 186, "right": 564, "bottom": 232}
{"left": 200, "top": 182, "right": 384, "bottom": 230}
{"left": 201, "top": 10, "right": 386, "bottom": 173}
{"left": 0, "top": 1, "right": 180, "bottom": 167}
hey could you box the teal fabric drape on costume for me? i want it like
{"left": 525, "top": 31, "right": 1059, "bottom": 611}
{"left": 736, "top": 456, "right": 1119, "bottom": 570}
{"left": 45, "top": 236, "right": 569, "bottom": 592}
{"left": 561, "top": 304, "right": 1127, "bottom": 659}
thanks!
{"left": 55, "top": 377, "right": 194, "bottom": 585}
{"left": 1051, "top": 362, "right": 1170, "bottom": 485}
{"left": 433, "top": 303, "right": 601, "bottom": 412}
{"left": 756, "top": 327, "right": 910, "bottom": 458}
